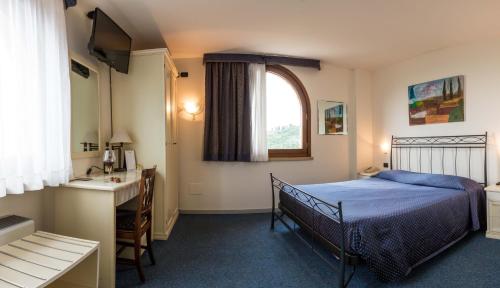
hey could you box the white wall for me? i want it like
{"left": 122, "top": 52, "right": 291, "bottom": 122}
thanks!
{"left": 353, "top": 69, "right": 374, "bottom": 172}
{"left": 372, "top": 38, "right": 500, "bottom": 184}
{"left": 175, "top": 58, "right": 355, "bottom": 212}
{"left": 175, "top": 37, "right": 500, "bottom": 212}
{"left": 0, "top": 192, "right": 45, "bottom": 230}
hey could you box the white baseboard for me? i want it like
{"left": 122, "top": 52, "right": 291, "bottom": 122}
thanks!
{"left": 154, "top": 209, "right": 179, "bottom": 240}
{"left": 486, "top": 231, "right": 500, "bottom": 240}
{"left": 179, "top": 208, "right": 272, "bottom": 214}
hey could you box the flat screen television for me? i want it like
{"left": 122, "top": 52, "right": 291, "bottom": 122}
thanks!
{"left": 88, "top": 8, "right": 132, "bottom": 74}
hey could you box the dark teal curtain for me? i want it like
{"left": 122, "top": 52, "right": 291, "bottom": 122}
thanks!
{"left": 203, "top": 62, "right": 251, "bottom": 161}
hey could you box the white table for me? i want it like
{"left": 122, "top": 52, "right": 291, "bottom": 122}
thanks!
{"left": 485, "top": 185, "right": 500, "bottom": 240}
{"left": 0, "top": 231, "right": 99, "bottom": 288}
{"left": 357, "top": 170, "right": 380, "bottom": 179}
{"left": 52, "top": 171, "right": 141, "bottom": 288}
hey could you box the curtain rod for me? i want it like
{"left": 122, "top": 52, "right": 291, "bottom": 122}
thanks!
{"left": 203, "top": 53, "right": 321, "bottom": 70}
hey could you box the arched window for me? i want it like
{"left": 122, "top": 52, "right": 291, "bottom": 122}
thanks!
{"left": 266, "top": 65, "right": 311, "bottom": 158}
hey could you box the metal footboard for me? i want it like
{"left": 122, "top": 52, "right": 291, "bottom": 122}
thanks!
{"left": 270, "top": 173, "right": 358, "bottom": 287}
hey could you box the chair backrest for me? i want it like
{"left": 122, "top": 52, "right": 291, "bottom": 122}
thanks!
{"left": 135, "top": 166, "right": 156, "bottom": 226}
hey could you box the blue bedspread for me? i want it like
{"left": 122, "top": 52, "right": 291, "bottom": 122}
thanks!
{"left": 279, "top": 170, "right": 485, "bottom": 281}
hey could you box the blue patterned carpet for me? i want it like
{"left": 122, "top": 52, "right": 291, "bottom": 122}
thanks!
{"left": 116, "top": 214, "right": 500, "bottom": 288}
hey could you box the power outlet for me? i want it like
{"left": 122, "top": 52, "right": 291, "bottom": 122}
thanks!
{"left": 383, "top": 162, "right": 389, "bottom": 168}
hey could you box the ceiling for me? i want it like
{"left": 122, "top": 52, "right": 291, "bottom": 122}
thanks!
{"left": 77, "top": 0, "right": 500, "bottom": 69}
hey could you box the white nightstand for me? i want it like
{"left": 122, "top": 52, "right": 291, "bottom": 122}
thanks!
{"left": 485, "top": 185, "right": 500, "bottom": 239}
{"left": 357, "top": 171, "right": 380, "bottom": 180}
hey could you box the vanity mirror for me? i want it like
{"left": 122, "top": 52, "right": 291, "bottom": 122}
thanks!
{"left": 70, "top": 56, "right": 100, "bottom": 158}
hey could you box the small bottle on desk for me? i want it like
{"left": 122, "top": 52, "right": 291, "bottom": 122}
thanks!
{"left": 103, "top": 142, "right": 115, "bottom": 174}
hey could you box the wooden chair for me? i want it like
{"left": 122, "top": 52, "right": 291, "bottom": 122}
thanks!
{"left": 116, "top": 167, "right": 156, "bottom": 282}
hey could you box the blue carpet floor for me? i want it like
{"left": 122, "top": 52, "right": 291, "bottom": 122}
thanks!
{"left": 116, "top": 214, "right": 500, "bottom": 287}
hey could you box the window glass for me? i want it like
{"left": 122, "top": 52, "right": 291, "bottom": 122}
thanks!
{"left": 266, "top": 72, "right": 303, "bottom": 149}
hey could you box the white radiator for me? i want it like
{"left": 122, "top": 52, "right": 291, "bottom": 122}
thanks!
{"left": 0, "top": 215, "right": 34, "bottom": 246}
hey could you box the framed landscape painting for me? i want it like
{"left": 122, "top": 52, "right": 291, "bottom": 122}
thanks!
{"left": 318, "top": 100, "right": 347, "bottom": 135}
{"left": 408, "top": 75, "right": 464, "bottom": 125}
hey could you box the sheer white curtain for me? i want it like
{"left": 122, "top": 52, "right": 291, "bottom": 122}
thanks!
{"left": 0, "top": 0, "right": 72, "bottom": 196}
{"left": 249, "top": 63, "right": 268, "bottom": 162}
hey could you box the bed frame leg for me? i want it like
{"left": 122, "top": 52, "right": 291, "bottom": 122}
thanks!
{"left": 339, "top": 261, "right": 345, "bottom": 287}
{"left": 338, "top": 201, "right": 347, "bottom": 287}
{"left": 270, "top": 173, "right": 276, "bottom": 231}
{"left": 270, "top": 211, "right": 275, "bottom": 230}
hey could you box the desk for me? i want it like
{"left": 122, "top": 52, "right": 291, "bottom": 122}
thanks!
{"left": 52, "top": 171, "right": 141, "bottom": 288}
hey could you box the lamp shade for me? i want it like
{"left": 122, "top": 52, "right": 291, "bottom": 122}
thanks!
{"left": 82, "top": 130, "right": 98, "bottom": 144}
{"left": 110, "top": 130, "right": 132, "bottom": 144}
{"left": 380, "top": 141, "right": 390, "bottom": 154}
{"left": 184, "top": 101, "right": 201, "bottom": 114}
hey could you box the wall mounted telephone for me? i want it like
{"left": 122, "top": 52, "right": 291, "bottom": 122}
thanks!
{"left": 363, "top": 167, "right": 381, "bottom": 174}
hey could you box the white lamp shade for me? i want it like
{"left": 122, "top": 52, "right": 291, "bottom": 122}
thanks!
{"left": 184, "top": 101, "right": 201, "bottom": 114}
{"left": 110, "top": 130, "right": 132, "bottom": 144}
{"left": 82, "top": 131, "right": 98, "bottom": 144}
{"left": 380, "top": 141, "right": 390, "bottom": 153}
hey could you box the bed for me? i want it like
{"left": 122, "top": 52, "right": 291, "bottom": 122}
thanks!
{"left": 270, "top": 134, "right": 488, "bottom": 287}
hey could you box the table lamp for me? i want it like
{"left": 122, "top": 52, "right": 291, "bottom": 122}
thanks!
{"left": 110, "top": 130, "right": 132, "bottom": 172}
{"left": 81, "top": 131, "right": 98, "bottom": 152}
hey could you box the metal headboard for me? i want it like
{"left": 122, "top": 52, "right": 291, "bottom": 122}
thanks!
{"left": 390, "top": 133, "right": 488, "bottom": 185}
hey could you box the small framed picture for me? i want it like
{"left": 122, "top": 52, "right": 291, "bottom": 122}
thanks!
{"left": 318, "top": 100, "right": 347, "bottom": 135}
{"left": 124, "top": 150, "right": 136, "bottom": 171}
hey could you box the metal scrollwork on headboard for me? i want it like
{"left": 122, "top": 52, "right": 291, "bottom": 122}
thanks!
{"left": 390, "top": 133, "right": 488, "bottom": 185}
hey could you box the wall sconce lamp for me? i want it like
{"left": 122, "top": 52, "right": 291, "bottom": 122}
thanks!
{"left": 181, "top": 101, "right": 203, "bottom": 120}
{"left": 380, "top": 142, "right": 390, "bottom": 155}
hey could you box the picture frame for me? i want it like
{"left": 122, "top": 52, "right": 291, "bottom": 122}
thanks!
{"left": 318, "top": 100, "right": 347, "bottom": 135}
{"left": 124, "top": 150, "right": 136, "bottom": 171}
{"left": 408, "top": 75, "right": 465, "bottom": 125}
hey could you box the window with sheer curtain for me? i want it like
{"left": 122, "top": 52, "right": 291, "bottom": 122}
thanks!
{"left": 0, "top": 0, "right": 72, "bottom": 196}
{"left": 266, "top": 65, "right": 311, "bottom": 158}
